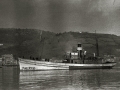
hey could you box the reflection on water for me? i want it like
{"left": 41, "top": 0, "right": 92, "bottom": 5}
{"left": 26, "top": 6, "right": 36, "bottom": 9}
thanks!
{"left": 0, "top": 66, "right": 19, "bottom": 90}
{"left": 0, "top": 67, "right": 120, "bottom": 90}
{"left": 19, "top": 69, "right": 120, "bottom": 90}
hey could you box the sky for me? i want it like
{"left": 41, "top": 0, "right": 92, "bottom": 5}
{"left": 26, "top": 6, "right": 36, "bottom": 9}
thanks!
{"left": 0, "top": 0, "right": 120, "bottom": 35}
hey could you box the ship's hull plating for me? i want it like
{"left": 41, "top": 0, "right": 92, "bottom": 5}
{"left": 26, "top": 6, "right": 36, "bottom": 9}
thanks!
{"left": 19, "top": 59, "right": 116, "bottom": 71}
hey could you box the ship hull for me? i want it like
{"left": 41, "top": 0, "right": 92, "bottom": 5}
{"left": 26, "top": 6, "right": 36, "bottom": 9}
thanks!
{"left": 19, "top": 59, "right": 116, "bottom": 71}
{"left": 69, "top": 65, "right": 114, "bottom": 70}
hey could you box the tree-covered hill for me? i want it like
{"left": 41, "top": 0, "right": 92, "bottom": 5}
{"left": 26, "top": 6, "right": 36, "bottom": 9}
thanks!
{"left": 0, "top": 28, "right": 120, "bottom": 59}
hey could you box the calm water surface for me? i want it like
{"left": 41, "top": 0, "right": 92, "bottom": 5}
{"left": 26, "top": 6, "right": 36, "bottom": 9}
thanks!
{"left": 0, "top": 65, "right": 120, "bottom": 90}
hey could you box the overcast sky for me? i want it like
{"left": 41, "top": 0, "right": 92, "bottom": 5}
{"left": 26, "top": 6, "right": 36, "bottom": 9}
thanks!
{"left": 0, "top": 0, "right": 120, "bottom": 35}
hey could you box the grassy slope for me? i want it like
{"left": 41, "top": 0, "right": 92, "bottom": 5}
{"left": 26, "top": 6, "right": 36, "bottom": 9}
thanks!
{"left": 0, "top": 28, "right": 120, "bottom": 59}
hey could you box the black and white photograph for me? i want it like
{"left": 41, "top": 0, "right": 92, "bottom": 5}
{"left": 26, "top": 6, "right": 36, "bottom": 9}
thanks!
{"left": 0, "top": 0, "right": 120, "bottom": 90}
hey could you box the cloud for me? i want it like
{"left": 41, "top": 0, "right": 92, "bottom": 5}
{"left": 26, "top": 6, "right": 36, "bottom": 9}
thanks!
{"left": 0, "top": 0, "right": 120, "bottom": 35}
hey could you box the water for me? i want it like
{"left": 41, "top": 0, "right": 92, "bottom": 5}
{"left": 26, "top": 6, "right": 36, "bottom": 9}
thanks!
{"left": 0, "top": 66, "right": 120, "bottom": 90}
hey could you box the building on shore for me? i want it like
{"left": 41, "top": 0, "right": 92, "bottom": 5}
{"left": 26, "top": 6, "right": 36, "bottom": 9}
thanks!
{"left": 2, "top": 54, "right": 19, "bottom": 66}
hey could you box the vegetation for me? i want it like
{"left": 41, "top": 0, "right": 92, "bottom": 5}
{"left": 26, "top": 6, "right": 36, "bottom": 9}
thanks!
{"left": 0, "top": 28, "right": 120, "bottom": 59}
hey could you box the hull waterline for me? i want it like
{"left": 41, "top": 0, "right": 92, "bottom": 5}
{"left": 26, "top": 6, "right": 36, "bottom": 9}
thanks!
{"left": 19, "top": 59, "right": 116, "bottom": 71}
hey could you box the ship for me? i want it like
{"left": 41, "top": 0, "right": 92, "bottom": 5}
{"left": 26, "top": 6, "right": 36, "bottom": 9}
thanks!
{"left": 19, "top": 31, "right": 116, "bottom": 71}
{"left": 19, "top": 58, "right": 116, "bottom": 71}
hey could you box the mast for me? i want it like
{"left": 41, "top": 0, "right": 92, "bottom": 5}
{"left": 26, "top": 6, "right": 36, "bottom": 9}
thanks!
{"left": 39, "top": 30, "right": 44, "bottom": 60}
{"left": 95, "top": 30, "right": 99, "bottom": 57}
{"left": 40, "top": 38, "right": 45, "bottom": 60}
{"left": 40, "top": 30, "right": 42, "bottom": 42}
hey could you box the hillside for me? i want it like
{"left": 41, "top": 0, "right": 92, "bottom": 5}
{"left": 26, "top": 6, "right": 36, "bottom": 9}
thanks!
{"left": 0, "top": 28, "right": 120, "bottom": 59}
